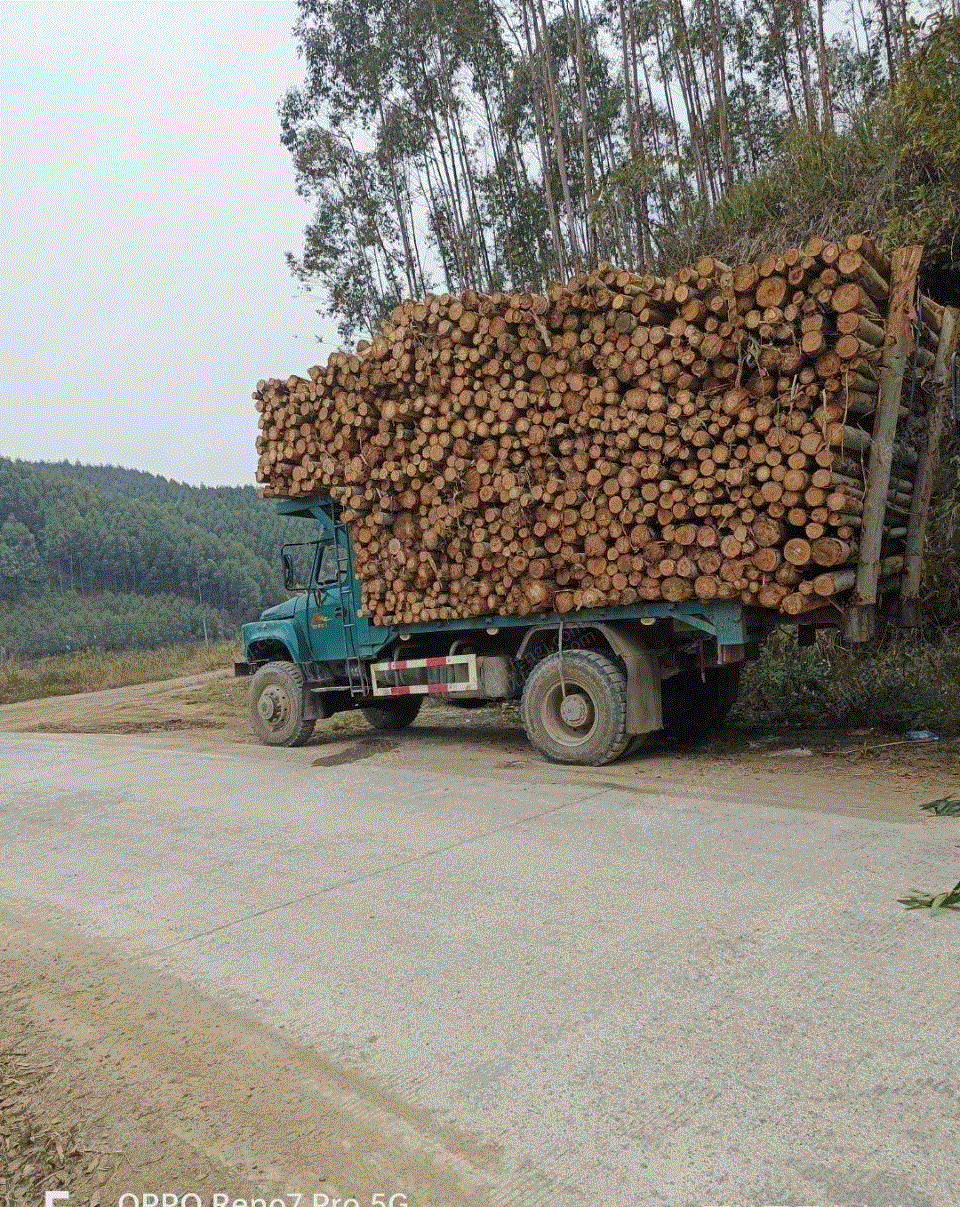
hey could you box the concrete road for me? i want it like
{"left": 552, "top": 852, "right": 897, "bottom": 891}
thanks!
{"left": 1, "top": 731, "right": 957, "bottom": 1206}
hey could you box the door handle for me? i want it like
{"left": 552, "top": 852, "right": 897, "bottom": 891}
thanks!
{"left": 334, "top": 606, "right": 345, "bottom": 617}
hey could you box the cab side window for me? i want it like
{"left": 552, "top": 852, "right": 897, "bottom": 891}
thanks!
{"left": 315, "top": 541, "right": 340, "bottom": 585}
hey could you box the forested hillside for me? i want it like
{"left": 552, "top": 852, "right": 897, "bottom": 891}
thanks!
{"left": 0, "top": 459, "right": 300, "bottom": 658}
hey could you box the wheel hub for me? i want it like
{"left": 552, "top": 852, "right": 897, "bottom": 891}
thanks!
{"left": 559, "top": 692, "right": 590, "bottom": 726}
{"left": 257, "top": 684, "right": 289, "bottom": 727}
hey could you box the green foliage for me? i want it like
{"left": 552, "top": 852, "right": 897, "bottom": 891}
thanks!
{"left": 918, "top": 795, "right": 960, "bottom": 816}
{"left": 892, "top": 14, "right": 960, "bottom": 172}
{"left": 898, "top": 883, "right": 960, "bottom": 914}
{"left": 0, "top": 459, "right": 304, "bottom": 659}
{"left": 733, "top": 628, "right": 960, "bottom": 736}
{"left": 665, "top": 16, "right": 960, "bottom": 280}
{"left": 883, "top": 15, "right": 960, "bottom": 251}
{"left": 0, "top": 517, "right": 43, "bottom": 600}
{"left": 0, "top": 592, "right": 235, "bottom": 661}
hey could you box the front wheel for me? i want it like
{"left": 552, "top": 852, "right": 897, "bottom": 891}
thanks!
{"left": 362, "top": 696, "right": 423, "bottom": 730}
{"left": 521, "top": 649, "right": 629, "bottom": 765}
{"left": 249, "top": 661, "right": 316, "bottom": 747}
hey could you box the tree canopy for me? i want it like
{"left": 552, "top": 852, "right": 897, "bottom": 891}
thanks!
{"left": 282, "top": 1, "right": 959, "bottom": 341}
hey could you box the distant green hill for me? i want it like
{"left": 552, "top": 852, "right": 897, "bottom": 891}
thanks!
{"left": 0, "top": 458, "right": 303, "bottom": 658}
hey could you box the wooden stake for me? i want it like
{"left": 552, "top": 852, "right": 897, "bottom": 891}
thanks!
{"left": 899, "top": 305, "right": 959, "bottom": 626}
{"left": 844, "top": 245, "right": 922, "bottom": 643}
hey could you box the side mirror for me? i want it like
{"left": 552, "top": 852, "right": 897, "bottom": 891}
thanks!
{"left": 282, "top": 552, "right": 295, "bottom": 591}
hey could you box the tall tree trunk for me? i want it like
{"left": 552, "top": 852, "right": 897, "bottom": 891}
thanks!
{"left": 520, "top": 0, "right": 567, "bottom": 276}
{"left": 709, "top": 0, "right": 735, "bottom": 188}
{"left": 734, "top": 23, "right": 759, "bottom": 171}
{"left": 571, "top": 0, "right": 597, "bottom": 267}
{"left": 898, "top": 0, "right": 910, "bottom": 58}
{"left": 637, "top": 31, "right": 673, "bottom": 238}
{"left": 692, "top": 0, "right": 722, "bottom": 198}
{"left": 653, "top": 22, "right": 692, "bottom": 212}
{"left": 626, "top": 0, "right": 655, "bottom": 266}
{"left": 416, "top": 62, "right": 470, "bottom": 287}
{"left": 616, "top": 0, "right": 650, "bottom": 267}
{"left": 669, "top": 0, "right": 712, "bottom": 202}
{"left": 531, "top": 0, "right": 583, "bottom": 271}
{"left": 376, "top": 104, "right": 419, "bottom": 298}
{"left": 790, "top": 0, "right": 818, "bottom": 129}
{"left": 432, "top": 13, "right": 495, "bottom": 288}
{"left": 403, "top": 175, "right": 428, "bottom": 294}
{"left": 815, "top": 0, "right": 834, "bottom": 133}
{"left": 417, "top": 156, "right": 456, "bottom": 287}
{"left": 877, "top": 0, "right": 898, "bottom": 84}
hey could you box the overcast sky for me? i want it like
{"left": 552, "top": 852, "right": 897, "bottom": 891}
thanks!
{"left": 0, "top": 0, "right": 338, "bottom": 487}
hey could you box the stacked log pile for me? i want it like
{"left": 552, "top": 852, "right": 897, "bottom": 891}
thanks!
{"left": 255, "top": 236, "right": 950, "bottom": 626}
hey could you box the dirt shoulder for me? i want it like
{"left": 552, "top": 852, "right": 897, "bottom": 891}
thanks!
{"left": 0, "top": 669, "right": 237, "bottom": 735}
{"left": 0, "top": 905, "right": 504, "bottom": 1207}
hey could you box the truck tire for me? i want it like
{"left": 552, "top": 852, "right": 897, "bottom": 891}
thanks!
{"left": 249, "top": 661, "right": 316, "bottom": 747}
{"left": 362, "top": 697, "right": 423, "bottom": 730}
{"left": 661, "top": 664, "right": 741, "bottom": 745}
{"left": 521, "top": 649, "right": 629, "bottom": 765}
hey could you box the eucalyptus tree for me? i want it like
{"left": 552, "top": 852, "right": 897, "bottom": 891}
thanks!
{"left": 282, "top": 0, "right": 938, "bottom": 341}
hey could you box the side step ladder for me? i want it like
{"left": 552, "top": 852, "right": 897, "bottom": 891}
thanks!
{"left": 322, "top": 500, "right": 365, "bottom": 698}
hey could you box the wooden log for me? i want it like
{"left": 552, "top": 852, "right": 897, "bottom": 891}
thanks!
{"left": 811, "top": 537, "right": 857, "bottom": 567}
{"left": 830, "top": 282, "right": 881, "bottom": 316}
{"left": 835, "top": 310, "right": 886, "bottom": 347}
{"left": 837, "top": 251, "right": 890, "bottom": 300}
{"left": 826, "top": 424, "right": 919, "bottom": 469}
{"left": 783, "top": 537, "right": 812, "bottom": 566}
{"left": 814, "top": 556, "right": 903, "bottom": 598}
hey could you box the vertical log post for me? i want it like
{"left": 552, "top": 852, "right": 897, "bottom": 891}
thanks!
{"left": 843, "top": 245, "right": 922, "bottom": 643}
{"left": 899, "top": 305, "right": 959, "bottom": 627}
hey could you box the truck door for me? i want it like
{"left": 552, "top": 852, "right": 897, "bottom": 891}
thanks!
{"left": 307, "top": 535, "right": 355, "bottom": 661}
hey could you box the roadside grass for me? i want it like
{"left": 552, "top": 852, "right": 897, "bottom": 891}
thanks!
{"left": 733, "top": 629, "right": 960, "bottom": 738}
{"left": 0, "top": 641, "right": 239, "bottom": 706}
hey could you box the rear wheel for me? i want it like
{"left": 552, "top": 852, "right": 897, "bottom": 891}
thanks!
{"left": 362, "top": 696, "right": 423, "bottom": 730}
{"left": 661, "top": 664, "right": 741, "bottom": 745}
{"left": 249, "top": 661, "right": 316, "bottom": 747}
{"left": 521, "top": 649, "right": 629, "bottom": 765}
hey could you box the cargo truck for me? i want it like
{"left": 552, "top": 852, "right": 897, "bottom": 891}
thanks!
{"left": 237, "top": 496, "right": 764, "bottom": 764}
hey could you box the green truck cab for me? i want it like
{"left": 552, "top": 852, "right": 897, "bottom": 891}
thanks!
{"left": 236, "top": 497, "right": 756, "bottom": 765}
